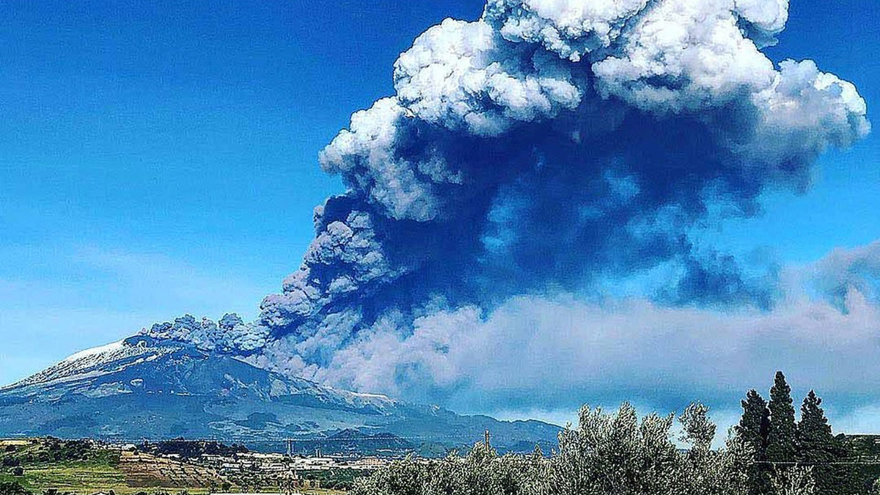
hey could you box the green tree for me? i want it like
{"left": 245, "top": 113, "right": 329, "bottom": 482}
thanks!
{"left": 551, "top": 403, "right": 682, "bottom": 495}
{"left": 767, "top": 372, "right": 797, "bottom": 464}
{"left": 0, "top": 481, "right": 31, "bottom": 495}
{"left": 736, "top": 389, "right": 771, "bottom": 495}
{"left": 680, "top": 403, "right": 716, "bottom": 453}
{"left": 352, "top": 402, "right": 750, "bottom": 495}
{"left": 350, "top": 455, "right": 430, "bottom": 495}
{"left": 797, "top": 391, "right": 853, "bottom": 495}
{"left": 797, "top": 391, "right": 832, "bottom": 461}
{"left": 549, "top": 402, "right": 747, "bottom": 495}
{"left": 770, "top": 466, "right": 817, "bottom": 495}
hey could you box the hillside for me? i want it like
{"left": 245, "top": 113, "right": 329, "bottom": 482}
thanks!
{"left": 0, "top": 336, "right": 559, "bottom": 453}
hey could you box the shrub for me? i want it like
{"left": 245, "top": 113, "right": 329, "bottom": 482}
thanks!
{"left": 0, "top": 481, "right": 31, "bottom": 495}
{"left": 352, "top": 402, "right": 750, "bottom": 495}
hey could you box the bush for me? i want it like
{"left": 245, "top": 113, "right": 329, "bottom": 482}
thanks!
{"left": 12, "top": 466, "right": 24, "bottom": 477}
{"left": 0, "top": 481, "right": 31, "bottom": 495}
{"left": 352, "top": 402, "right": 750, "bottom": 495}
{"left": 771, "top": 467, "right": 817, "bottom": 495}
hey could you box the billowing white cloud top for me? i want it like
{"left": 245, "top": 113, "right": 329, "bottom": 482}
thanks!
{"left": 146, "top": 0, "right": 873, "bottom": 417}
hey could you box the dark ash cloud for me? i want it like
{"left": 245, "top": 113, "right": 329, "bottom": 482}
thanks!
{"left": 143, "top": 0, "right": 870, "bottom": 409}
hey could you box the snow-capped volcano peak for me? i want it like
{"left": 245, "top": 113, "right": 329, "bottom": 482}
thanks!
{"left": 62, "top": 340, "right": 126, "bottom": 363}
{"left": 1, "top": 334, "right": 394, "bottom": 409}
{"left": 0, "top": 334, "right": 559, "bottom": 452}
{"left": 2, "top": 336, "right": 182, "bottom": 391}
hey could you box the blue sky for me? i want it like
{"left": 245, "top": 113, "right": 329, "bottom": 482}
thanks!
{"left": 0, "top": 0, "right": 482, "bottom": 383}
{"left": 708, "top": 0, "right": 880, "bottom": 263}
{"left": 0, "top": 0, "right": 879, "bottom": 427}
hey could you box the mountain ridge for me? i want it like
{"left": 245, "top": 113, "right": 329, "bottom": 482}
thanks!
{"left": 0, "top": 335, "right": 560, "bottom": 454}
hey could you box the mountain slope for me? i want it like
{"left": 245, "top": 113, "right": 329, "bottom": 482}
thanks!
{"left": 0, "top": 336, "right": 559, "bottom": 453}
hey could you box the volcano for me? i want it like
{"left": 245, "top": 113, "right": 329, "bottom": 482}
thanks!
{"left": 0, "top": 335, "right": 559, "bottom": 454}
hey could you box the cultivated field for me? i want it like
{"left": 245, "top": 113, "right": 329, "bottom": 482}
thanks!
{"left": 0, "top": 439, "right": 344, "bottom": 495}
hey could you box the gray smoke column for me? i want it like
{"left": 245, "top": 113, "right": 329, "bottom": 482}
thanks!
{"left": 147, "top": 0, "right": 868, "bottom": 392}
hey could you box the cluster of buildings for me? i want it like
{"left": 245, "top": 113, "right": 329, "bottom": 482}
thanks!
{"left": 196, "top": 451, "right": 392, "bottom": 474}
{"left": 103, "top": 440, "right": 395, "bottom": 474}
{"left": 196, "top": 452, "right": 396, "bottom": 491}
{"left": 102, "top": 441, "right": 398, "bottom": 490}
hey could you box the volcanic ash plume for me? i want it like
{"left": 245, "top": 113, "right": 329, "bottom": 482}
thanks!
{"left": 145, "top": 0, "right": 869, "bottom": 400}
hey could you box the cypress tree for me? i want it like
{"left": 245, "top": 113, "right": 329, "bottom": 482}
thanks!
{"left": 737, "top": 390, "right": 771, "bottom": 454}
{"left": 798, "top": 391, "right": 852, "bottom": 495}
{"left": 767, "top": 371, "right": 797, "bottom": 464}
{"left": 736, "top": 389, "right": 771, "bottom": 495}
{"left": 797, "top": 391, "right": 832, "bottom": 459}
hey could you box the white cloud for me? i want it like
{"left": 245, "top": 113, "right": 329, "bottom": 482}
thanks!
{"left": 306, "top": 288, "right": 877, "bottom": 406}
{"left": 263, "top": 240, "right": 880, "bottom": 432}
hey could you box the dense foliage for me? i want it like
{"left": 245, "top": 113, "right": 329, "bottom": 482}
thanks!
{"left": 352, "top": 372, "right": 879, "bottom": 495}
{"left": 739, "top": 373, "right": 866, "bottom": 494}
{"left": 353, "top": 402, "right": 753, "bottom": 495}
{"left": 0, "top": 481, "right": 30, "bottom": 495}
{"left": 137, "top": 439, "right": 248, "bottom": 460}
{"left": 1, "top": 438, "right": 112, "bottom": 466}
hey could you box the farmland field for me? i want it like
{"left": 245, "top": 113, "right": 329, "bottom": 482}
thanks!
{"left": 0, "top": 439, "right": 344, "bottom": 495}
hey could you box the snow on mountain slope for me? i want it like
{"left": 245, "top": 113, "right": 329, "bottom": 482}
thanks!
{"left": 1, "top": 335, "right": 396, "bottom": 411}
{"left": 0, "top": 335, "right": 560, "bottom": 452}
{"left": 2, "top": 338, "right": 179, "bottom": 391}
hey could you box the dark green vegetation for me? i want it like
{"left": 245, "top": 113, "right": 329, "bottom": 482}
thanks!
{"left": 0, "top": 481, "right": 32, "bottom": 495}
{"left": 136, "top": 440, "right": 248, "bottom": 460}
{"left": 737, "top": 372, "right": 876, "bottom": 494}
{"left": 352, "top": 372, "right": 880, "bottom": 495}
{"left": 288, "top": 469, "right": 371, "bottom": 492}
{"left": 217, "top": 466, "right": 363, "bottom": 493}
{"left": 0, "top": 438, "right": 124, "bottom": 495}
